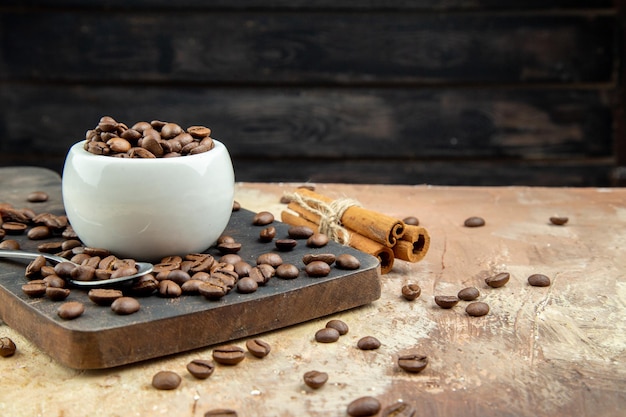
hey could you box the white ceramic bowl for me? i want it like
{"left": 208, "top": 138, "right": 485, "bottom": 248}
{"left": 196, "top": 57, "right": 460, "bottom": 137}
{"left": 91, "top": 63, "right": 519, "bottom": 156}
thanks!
{"left": 62, "top": 140, "right": 235, "bottom": 262}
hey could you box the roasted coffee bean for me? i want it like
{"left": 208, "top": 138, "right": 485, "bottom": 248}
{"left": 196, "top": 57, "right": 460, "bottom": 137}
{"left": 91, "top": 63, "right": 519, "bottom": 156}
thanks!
{"left": 152, "top": 371, "right": 181, "bottom": 390}
{"left": 528, "top": 273, "right": 551, "bottom": 287}
{"left": 288, "top": 225, "right": 314, "bottom": 239}
{"left": 485, "top": 272, "right": 510, "bottom": 288}
{"left": 252, "top": 211, "right": 274, "bottom": 226}
{"left": 27, "top": 191, "right": 49, "bottom": 202}
{"left": 402, "top": 216, "right": 419, "bottom": 226}
{"left": 0, "top": 239, "right": 19, "bottom": 249}
{"left": 27, "top": 225, "right": 51, "bottom": 240}
{"left": 187, "top": 125, "right": 211, "bottom": 138}
{"left": 306, "top": 261, "right": 331, "bottom": 278}
{"left": 256, "top": 253, "right": 283, "bottom": 267}
{"left": 236, "top": 277, "right": 258, "bottom": 294}
{"left": 212, "top": 345, "right": 245, "bottom": 365}
{"left": 550, "top": 216, "right": 569, "bottom": 226}
{"left": 401, "top": 283, "right": 421, "bottom": 301}
{"left": 466, "top": 301, "right": 490, "bottom": 316}
{"left": 357, "top": 336, "right": 381, "bottom": 350}
{"left": 336, "top": 253, "right": 360, "bottom": 270}
{"left": 397, "top": 353, "right": 428, "bottom": 373}
{"left": 71, "top": 265, "right": 96, "bottom": 282}
{"left": 275, "top": 238, "right": 297, "bottom": 251}
{"left": 129, "top": 274, "right": 158, "bottom": 296}
{"left": 22, "top": 281, "right": 47, "bottom": 298}
{"left": 199, "top": 280, "right": 229, "bottom": 299}
{"left": 161, "top": 122, "right": 183, "bottom": 139}
{"left": 233, "top": 261, "right": 252, "bottom": 277}
{"left": 2, "top": 222, "right": 27, "bottom": 234}
{"left": 111, "top": 297, "right": 140, "bottom": 315}
{"left": 43, "top": 275, "right": 65, "bottom": 288}
{"left": 45, "top": 286, "right": 70, "bottom": 301}
{"left": 204, "top": 410, "right": 237, "bottom": 417}
{"left": 0, "top": 337, "right": 17, "bottom": 357}
{"left": 25, "top": 255, "right": 46, "bottom": 278}
{"left": 217, "top": 241, "right": 242, "bottom": 254}
{"left": 61, "top": 225, "right": 78, "bottom": 239}
{"left": 457, "top": 286, "right": 480, "bottom": 301}
{"left": 275, "top": 263, "right": 299, "bottom": 279}
{"left": 302, "top": 253, "right": 336, "bottom": 265}
{"left": 381, "top": 402, "right": 416, "bottom": 417}
{"left": 247, "top": 264, "right": 273, "bottom": 285}
{"left": 434, "top": 295, "right": 459, "bottom": 309}
{"left": 315, "top": 327, "right": 340, "bottom": 343}
{"left": 220, "top": 254, "right": 242, "bottom": 265}
{"left": 303, "top": 370, "right": 328, "bottom": 389}
{"left": 88, "top": 288, "right": 123, "bottom": 306}
{"left": 82, "top": 247, "right": 111, "bottom": 257}
{"left": 157, "top": 269, "right": 190, "bottom": 285}
{"left": 232, "top": 201, "right": 241, "bottom": 211}
{"left": 347, "top": 396, "right": 381, "bottom": 417}
{"left": 464, "top": 216, "right": 485, "bottom": 227}
{"left": 259, "top": 226, "right": 276, "bottom": 242}
{"left": 306, "top": 233, "right": 329, "bottom": 248}
{"left": 62, "top": 239, "right": 83, "bottom": 251}
{"left": 181, "top": 279, "right": 204, "bottom": 294}
{"left": 216, "top": 235, "right": 235, "bottom": 245}
{"left": 158, "top": 280, "right": 182, "bottom": 297}
{"left": 246, "top": 339, "right": 271, "bottom": 358}
{"left": 54, "top": 261, "right": 76, "bottom": 278}
{"left": 325, "top": 319, "right": 349, "bottom": 335}
{"left": 186, "top": 359, "right": 215, "bottom": 379}
{"left": 57, "top": 301, "right": 85, "bottom": 320}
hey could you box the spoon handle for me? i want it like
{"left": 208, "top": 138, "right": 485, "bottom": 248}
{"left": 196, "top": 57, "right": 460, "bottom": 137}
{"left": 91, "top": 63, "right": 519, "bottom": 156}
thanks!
{"left": 0, "top": 249, "right": 67, "bottom": 265}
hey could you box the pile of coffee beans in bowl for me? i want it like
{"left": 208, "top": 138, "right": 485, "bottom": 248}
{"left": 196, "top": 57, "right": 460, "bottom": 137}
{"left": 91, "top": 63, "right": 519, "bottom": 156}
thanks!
{"left": 84, "top": 116, "right": 215, "bottom": 158}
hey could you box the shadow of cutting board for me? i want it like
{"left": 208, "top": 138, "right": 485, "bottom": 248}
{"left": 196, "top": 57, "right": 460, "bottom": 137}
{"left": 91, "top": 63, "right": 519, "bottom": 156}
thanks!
{"left": 0, "top": 167, "right": 381, "bottom": 369}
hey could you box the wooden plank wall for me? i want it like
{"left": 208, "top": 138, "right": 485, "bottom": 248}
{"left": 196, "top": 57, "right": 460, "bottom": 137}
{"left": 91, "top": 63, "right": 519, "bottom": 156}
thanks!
{"left": 0, "top": 1, "right": 623, "bottom": 186}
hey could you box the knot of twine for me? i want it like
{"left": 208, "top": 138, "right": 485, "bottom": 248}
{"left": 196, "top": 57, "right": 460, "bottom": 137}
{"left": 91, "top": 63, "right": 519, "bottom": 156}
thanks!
{"left": 286, "top": 192, "right": 361, "bottom": 245}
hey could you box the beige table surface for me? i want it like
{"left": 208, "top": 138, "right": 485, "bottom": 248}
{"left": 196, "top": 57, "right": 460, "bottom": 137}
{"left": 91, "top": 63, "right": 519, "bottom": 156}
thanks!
{"left": 1, "top": 174, "right": 625, "bottom": 417}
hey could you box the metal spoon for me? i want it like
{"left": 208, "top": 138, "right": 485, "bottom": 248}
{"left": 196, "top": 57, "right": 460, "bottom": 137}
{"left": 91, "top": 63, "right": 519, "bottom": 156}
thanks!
{"left": 0, "top": 249, "right": 154, "bottom": 288}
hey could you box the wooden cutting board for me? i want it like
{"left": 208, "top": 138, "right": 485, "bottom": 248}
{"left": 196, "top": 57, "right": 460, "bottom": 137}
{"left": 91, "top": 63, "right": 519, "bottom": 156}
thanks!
{"left": 0, "top": 167, "right": 381, "bottom": 369}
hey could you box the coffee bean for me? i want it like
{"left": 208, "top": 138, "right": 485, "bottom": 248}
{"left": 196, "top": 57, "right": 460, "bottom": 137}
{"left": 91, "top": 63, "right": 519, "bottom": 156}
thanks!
{"left": 466, "top": 301, "right": 490, "bottom": 317}
{"left": 275, "top": 263, "right": 299, "bottom": 279}
{"left": 306, "top": 233, "right": 329, "bottom": 248}
{"left": 45, "top": 286, "right": 70, "bottom": 301}
{"left": 256, "top": 253, "right": 283, "bottom": 267}
{"left": 305, "top": 261, "right": 331, "bottom": 278}
{"left": 434, "top": 295, "right": 459, "bottom": 309}
{"left": 2, "top": 222, "right": 27, "bottom": 234}
{"left": 27, "top": 225, "right": 51, "bottom": 240}
{"left": 187, "top": 125, "right": 211, "bottom": 138}
{"left": 43, "top": 275, "right": 65, "bottom": 288}
{"left": 22, "top": 281, "right": 47, "bottom": 298}
{"left": 288, "top": 225, "right": 314, "bottom": 239}
{"left": 157, "top": 269, "right": 190, "bottom": 285}
{"left": 199, "top": 280, "right": 229, "bottom": 299}
{"left": 302, "top": 253, "right": 336, "bottom": 265}
{"left": 217, "top": 241, "right": 242, "bottom": 254}
{"left": 336, "top": 253, "right": 360, "bottom": 270}
{"left": 325, "top": 319, "right": 349, "bottom": 335}
{"left": 0, "top": 239, "right": 20, "bottom": 249}
{"left": 457, "top": 286, "right": 480, "bottom": 301}
{"left": 186, "top": 359, "right": 215, "bottom": 379}
{"left": 275, "top": 237, "right": 298, "bottom": 251}
{"left": 25, "top": 255, "right": 46, "bottom": 278}
{"left": 401, "top": 283, "right": 421, "bottom": 301}
{"left": 232, "top": 200, "right": 241, "bottom": 211}
{"left": 397, "top": 353, "right": 428, "bottom": 373}
{"left": 233, "top": 261, "right": 252, "bottom": 277}
{"left": 357, "top": 336, "right": 381, "bottom": 350}
{"left": 88, "top": 288, "right": 123, "bottom": 306}
{"left": 252, "top": 211, "right": 274, "bottom": 226}
{"left": 236, "top": 277, "right": 258, "bottom": 294}
{"left": 259, "top": 226, "right": 276, "bottom": 242}
{"left": 158, "top": 280, "right": 182, "bottom": 297}
{"left": 315, "top": 327, "right": 340, "bottom": 343}
{"left": 549, "top": 216, "right": 569, "bottom": 226}
{"left": 303, "top": 370, "right": 328, "bottom": 389}
{"left": 464, "top": 216, "right": 485, "bottom": 227}
{"left": 57, "top": 301, "right": 85, "bottom": 320}
{"left": 70, "top": 264, "right": 96, "bottom": 282}
{"left": 485, "top": 272, "right": 510, "bottom": 288}
{"left": 130, "top": 274, "right": 158, "bottom": 296}
{"left": 381, "top": 402, "right": 416, "bottom": 417}
{"left": 246, "top": 339, "right": 271, "bottom": 358}
{"left": 347, "top": 396, "right": 381, "bottom": 417}
{"left": 111, "top": 297, "right": 140, "bottom": 315}
{"left": 27, "top": 191, "right": 49, "bottom": 203}
{"left": 204, "top": 410, "right": 237, "bottom": 417}
{"left": 0, "top": 337, "right": 17, "bottom": 357}
{"left": 249, "top": 264, "right": 274, "bottom": 285}
{"left": 152, "top": 370, "right": 181, "bottom": 390}
{"left": 181, "top": 279, "right": 204, "bottom": 294}
{"left": 528, "top": 274, "right": 551, "bottom": 287}
{"left": 212, "top": 345, "right": 245, "bottom": 365}
{"left": 220, "top": 254, "right": 242, "bottom": 265}
{"left": 402, "top": 216, "right": 419, "bottom": 226}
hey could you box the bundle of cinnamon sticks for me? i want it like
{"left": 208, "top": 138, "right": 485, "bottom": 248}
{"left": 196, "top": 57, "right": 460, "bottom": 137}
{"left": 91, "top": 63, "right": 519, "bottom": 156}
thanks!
{"left": 280, "top": 188, "right": 430, "bottom": 274}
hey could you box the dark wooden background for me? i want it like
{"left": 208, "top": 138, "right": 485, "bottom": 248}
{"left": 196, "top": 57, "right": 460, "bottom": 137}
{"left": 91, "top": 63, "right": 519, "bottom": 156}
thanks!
{"left": 0, "top": 1, "right": 624, "bottom": 186}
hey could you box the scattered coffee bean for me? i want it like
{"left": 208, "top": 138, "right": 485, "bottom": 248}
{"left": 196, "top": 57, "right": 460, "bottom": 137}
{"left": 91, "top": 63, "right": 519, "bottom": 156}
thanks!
{"left": 27, "top": 191, "right": 49, "bottom": 202}
{"left": 288, "top": 225, "right": 314, "bottom": 239}
{"left": 401, "top": 283, "right": 421, "bottom": 301}
{"left": 381, "top": 402, "right": 416, "bottom": 417}
{"left": 434, "top": 295, "right": 459, "bottom": 309}
{"left": 335, "top": 253, "right": 360, "bottom": 270}
{"left": 22, "top": 280, "right": 47, "bottom": 298}
{"left": 275, "top": 238, "right": 297, "bottom": 251}
{"left": 158, "top": 280, "right": 182, "bottom": 297}
{"left": 315, "top": 327, "right": 340, "bottom": 343}
{"left": 549, "top": 216, "right": 569, "bottom": 226}
{"left": 111, "top": 297, "right": 140, "bottom": 315}
{"left": 402, "top": 216, "right": 419, "bottom": 226}
{"left": 303, "top": 370, "right": 328, "bottom": 389}
{"left": 302, "top": 253, "right": 336, "bottom": 265}
{"left": 88, "top": 288, "right": 123, "bottom": 306}
{"left": 466, "top": 301, "right": 490, "bottom": 317}
{"left": 186, "top": 359, "right": 215, "bottom": 379}
{"left": 357, "top": 336, "right": 381, "bottom": 350}
{"left": 485, "top": 272, "right": 510, "bottom": 288}
{"left": 0, "top": 337, "right": 17, "bottom": 357}
{"left": 464, "top": 216, "right": 485, "bottom": 227}
{"left": 325, "top": 319, "right": 349, "bottom": 335}
{"left": 249, "top": 264, "right": 274, "bottom": 285}
{"left": 0, "top": 239, "right": 20, "bottom": 249}
{"left": 45, "top": 286, "right": 70, "bottom": 301}
{"left": 217, "top": 241, "right": 242, "bottom": 254}
{"left": 232, "top": 201, "right": 241, "bottom": 211}
{"left": 199, "top": 280, "right": 229, "bottom": 299}
{"left": 306, "top": 233, "right": 329, "bottom": 248}
{"left": 57, "top": 301, "right": 85, "bottom": 320}
{"left": 204, "top": 409, "right": 237, "bottom": 417}
{"left": 275, "top": 263, "right": 299, "bottom": 279}
{"left": 252, "top": 211, "right": 274, "bottom": 226}
{"left": 256, "top": 253, "right": 283, "bottom": 267}
{"left": 130, "top": 274, "right": 158, "bottom": 296}
{"left": 152, "top": 370, "right": 182, "bottom": 390}
{"left": 347, "top": 396, "right": 381, "bottom": 417}
{"left": 457, "top": 286, "right": 480, "bottom": 301}
{"left": 259, "top": 226, "right": 276, "bottom": 242}
{"left": 306, "top": 261, "right": 331, "bottom": 278}
{"left": 2, "top": 222, "right": 27, "bottom": 234}
{"left": 246, "top": 339, "right": 271, "bottom": 358}
{"left": 397, "top": 353, "right": 428, "bottom": 373}
{"left": 27, "top": 225, "right": 51, "bottom": 240}
{"left": 212, "top": 345, "right": 245, "bottom": 365}
{"left": 528, "top": 274, "right": 551, "bottom": 287}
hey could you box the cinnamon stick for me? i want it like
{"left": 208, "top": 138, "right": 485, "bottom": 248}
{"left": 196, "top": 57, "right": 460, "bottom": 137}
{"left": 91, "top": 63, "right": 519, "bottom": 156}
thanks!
{"left": 393, "top": 225, "right": 430, "bottom": 262}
